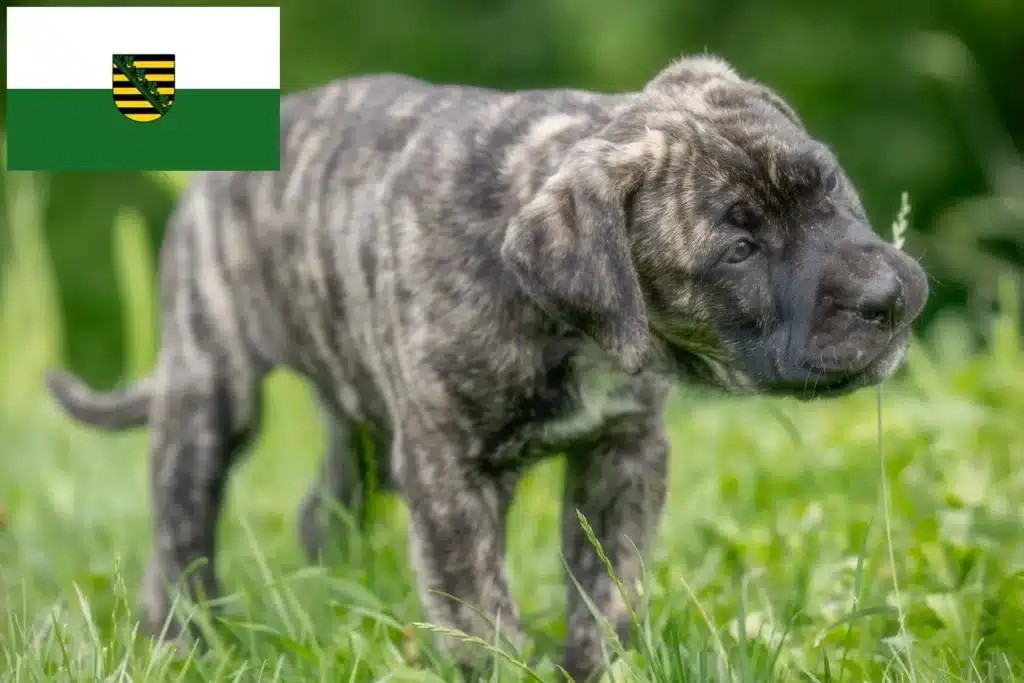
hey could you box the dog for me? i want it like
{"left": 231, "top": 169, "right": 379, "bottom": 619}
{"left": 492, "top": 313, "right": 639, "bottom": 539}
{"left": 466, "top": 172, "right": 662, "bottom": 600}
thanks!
{"left": 46, "top": 54, "right": 929, "bottom": 680}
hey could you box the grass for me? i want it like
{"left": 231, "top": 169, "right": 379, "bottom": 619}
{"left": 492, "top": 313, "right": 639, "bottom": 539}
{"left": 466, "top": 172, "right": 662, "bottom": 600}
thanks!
{"left": 1, "top": 169, "right": 1023, "bottom": 683}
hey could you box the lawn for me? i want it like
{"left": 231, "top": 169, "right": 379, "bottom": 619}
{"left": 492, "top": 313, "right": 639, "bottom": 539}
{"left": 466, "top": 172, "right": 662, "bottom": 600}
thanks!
{"left": 1, "top": 169, "right": 1023, "bottom": 682}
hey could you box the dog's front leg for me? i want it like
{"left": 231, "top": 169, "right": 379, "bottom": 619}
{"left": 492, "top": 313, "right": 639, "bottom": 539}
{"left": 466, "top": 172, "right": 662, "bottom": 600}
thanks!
{"left": 394, "top": 419, "right": 524, "bottom": 675}
{"left": 561, "top": 419, "right": 669, "bottom": 681}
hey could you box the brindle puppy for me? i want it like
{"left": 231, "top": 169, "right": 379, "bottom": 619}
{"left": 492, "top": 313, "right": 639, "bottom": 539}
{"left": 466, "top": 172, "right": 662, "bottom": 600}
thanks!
{"left": 47, "top": 55, "right": 928, "bottom": 680}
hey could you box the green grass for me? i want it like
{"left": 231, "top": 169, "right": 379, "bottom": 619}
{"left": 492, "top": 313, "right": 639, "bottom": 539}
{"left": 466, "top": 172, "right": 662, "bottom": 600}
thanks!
{"left": 1, "top": 168, "right": 1023, "bottom": 683}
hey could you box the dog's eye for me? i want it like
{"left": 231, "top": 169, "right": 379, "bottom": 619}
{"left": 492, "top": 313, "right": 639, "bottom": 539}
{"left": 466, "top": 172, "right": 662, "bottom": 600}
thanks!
{"left": 723, "top": 239, "right": 758, "bottom": 264}
{"left": 823, "top": 170, "right": 841, "bottom": 195}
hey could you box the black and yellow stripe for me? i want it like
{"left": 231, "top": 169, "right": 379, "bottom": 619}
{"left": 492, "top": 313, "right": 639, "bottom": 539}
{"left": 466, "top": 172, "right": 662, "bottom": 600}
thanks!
{"left": 112, "top": 54, "right": 175, "bottom": 122}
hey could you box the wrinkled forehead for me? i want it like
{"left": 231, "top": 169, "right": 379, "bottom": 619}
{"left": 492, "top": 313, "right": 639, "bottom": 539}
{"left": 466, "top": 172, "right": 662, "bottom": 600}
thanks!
{"left": 694, "top": 119, "right": 836, "bottom": 212}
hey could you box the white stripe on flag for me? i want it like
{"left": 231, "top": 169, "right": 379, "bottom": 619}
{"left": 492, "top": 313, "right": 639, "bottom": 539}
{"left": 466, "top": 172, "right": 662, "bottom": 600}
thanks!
{"left": 6, "top": 6, "right": 280, "bottom": 90}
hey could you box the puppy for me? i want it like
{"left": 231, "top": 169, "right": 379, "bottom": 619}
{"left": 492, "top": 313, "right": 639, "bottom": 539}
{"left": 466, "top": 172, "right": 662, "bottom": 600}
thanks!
{"left": 47, "top": 54, "right": 928, "bottom": 680}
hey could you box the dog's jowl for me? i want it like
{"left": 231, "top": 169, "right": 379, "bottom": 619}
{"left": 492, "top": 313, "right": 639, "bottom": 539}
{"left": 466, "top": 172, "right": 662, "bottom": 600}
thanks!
{"left": 47, "top": 55, "right": 928, "bottom": 680}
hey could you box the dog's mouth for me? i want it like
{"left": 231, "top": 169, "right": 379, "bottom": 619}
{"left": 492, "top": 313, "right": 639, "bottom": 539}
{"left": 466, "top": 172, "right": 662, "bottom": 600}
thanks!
{"left": 767, "top": 330, "right": 911, "bottom": 401}
{"left": 654, "top": 327, "right": 910, "bottom": 400}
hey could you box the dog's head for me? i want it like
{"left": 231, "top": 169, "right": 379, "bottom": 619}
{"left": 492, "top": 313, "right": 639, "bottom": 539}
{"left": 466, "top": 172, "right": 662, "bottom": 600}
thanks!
{"left": 502, "top": 55, "right": 929, "bottom": 400}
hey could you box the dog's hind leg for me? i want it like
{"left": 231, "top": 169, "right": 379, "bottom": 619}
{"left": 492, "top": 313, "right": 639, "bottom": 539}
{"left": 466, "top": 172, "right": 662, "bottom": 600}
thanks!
{"left": 298, "top": 395, "right": 392, "bottom": 561}
{"left": 140, "top": 345, "right": 263, "bottom": 644}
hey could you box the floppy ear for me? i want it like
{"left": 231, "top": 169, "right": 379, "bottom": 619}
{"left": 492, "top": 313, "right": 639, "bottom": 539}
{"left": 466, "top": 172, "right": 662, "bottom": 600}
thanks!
{"left": 501, "top": 137, "right": 651, "bottom": 374}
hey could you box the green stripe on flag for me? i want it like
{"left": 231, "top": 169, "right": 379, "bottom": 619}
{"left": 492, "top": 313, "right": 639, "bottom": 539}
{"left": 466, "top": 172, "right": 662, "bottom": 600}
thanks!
{"left": 7, "top": 89, "right": 280, "bottom": 171}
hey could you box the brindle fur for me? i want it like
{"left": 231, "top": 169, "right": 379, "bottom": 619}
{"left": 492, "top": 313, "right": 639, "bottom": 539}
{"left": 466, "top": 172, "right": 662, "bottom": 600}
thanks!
{"left": 46, "top": 55, "right": 928, "bottom": 681}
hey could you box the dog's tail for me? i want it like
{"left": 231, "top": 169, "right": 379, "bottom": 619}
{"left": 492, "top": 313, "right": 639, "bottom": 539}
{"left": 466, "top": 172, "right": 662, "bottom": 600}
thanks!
{"left": 45, "top": 369, "right": 152, "bottom": 430}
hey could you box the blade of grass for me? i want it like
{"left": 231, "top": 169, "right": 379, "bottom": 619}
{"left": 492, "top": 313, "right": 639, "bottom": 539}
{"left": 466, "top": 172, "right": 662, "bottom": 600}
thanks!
{"left": 878, "top": 191, "right": 918, "bottom": 683}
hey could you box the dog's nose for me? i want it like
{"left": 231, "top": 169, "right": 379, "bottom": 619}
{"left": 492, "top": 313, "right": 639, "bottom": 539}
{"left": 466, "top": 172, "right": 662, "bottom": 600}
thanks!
{"left": 852, "top": 266, "right": 904, "bottom": 326}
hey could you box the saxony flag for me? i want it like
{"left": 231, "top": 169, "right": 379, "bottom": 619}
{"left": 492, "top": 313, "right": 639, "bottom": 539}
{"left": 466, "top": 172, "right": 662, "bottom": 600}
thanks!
{"left": 6, "top": 6, "right": 280, "bottom": 171}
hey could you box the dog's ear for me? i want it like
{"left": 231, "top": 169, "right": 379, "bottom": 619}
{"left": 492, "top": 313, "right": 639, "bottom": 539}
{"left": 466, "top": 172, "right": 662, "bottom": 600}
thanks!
{"left": 501, "top": 136, "right": 651, "bottom": 374}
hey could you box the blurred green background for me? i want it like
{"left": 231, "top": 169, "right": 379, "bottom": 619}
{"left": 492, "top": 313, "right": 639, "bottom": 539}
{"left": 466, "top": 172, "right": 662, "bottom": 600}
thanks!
{"left": 2, "top": 0, "right": 1023, "bottom": 386}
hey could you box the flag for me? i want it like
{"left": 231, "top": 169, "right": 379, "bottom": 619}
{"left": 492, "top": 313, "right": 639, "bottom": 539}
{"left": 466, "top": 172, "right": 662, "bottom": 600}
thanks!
{"left": 6, "top": 6, "right": 281, "bottom": 171}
